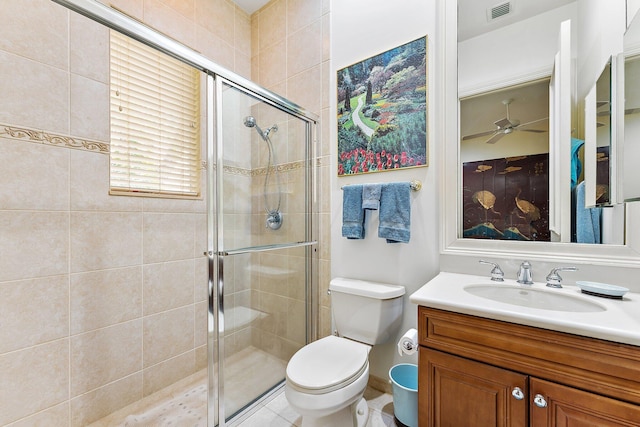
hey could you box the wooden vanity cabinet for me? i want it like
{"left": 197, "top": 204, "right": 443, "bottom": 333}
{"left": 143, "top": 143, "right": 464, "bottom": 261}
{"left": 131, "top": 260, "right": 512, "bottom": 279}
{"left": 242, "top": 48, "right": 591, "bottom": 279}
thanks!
{"left": 418, "top": 307, "right": 640, "bottom": 427}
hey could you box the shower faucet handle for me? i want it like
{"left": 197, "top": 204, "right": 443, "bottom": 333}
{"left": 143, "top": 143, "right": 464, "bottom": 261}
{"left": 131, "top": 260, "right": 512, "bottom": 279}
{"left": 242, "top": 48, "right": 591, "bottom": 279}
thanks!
{"left": 479, "top": 260, "right": 504, "bottom": 282}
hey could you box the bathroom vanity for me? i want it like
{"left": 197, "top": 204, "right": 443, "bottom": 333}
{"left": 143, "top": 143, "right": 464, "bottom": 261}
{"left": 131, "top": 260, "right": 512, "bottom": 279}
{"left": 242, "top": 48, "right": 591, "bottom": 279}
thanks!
{"left": 410, "top": 272, "right": 640, "bottom": 426}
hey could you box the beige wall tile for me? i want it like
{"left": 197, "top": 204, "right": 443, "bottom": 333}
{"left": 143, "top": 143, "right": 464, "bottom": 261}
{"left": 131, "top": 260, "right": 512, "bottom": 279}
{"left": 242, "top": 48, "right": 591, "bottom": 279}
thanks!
{"left": 70, "top": 150, "right": 143, "bottom": 212}
{"left": 70, "top": 320, "right": 142, "bottom": 396}
{"left": 195, "top": 26, "right": 235, "bottom": 71}
{"left": 321, "top": 108, "right": 330, "bottom": 157}
{"left": 195, "top": 301, "right": 208, "bottom": 347}
{"left": 235, "top": 8, "right": 252, "bottom": 56}
{"left": 142, "top": 195, "right": 200, "bottom": 214}
{"left": 158, "top": 0, "right": 195, "bottom": 19}
{"left": 70, "top": 211, "right": 143, "bottom": 272}
{"left": 143, "top": 260, "right": 195, "bottom": 315}
{"left": 0, "top": 137, "right": 69, "bottom": 211}
{"left": 259, "top": 39, "right": 287, "bottom": 89}
{"left": 0, "top": 51, "right": 69, "bottom": 135}
{"left": 143, "top": 305, "right": 195, "bottom": 367}
{"left": 287, "top": 20, "right": 322, "bottom": 77}
{"left": 0, "top": 275, "right": 69, "bottom": 354}
{"left": 6, "top": 402, "right": 69, "bottom": 427}
{"left": 70, "top": 267, "right": 143, "bottom": 334}
{"left": 100, "top": 0, "right": 144, "bottom": 20}
{"left": 70, "top": 12, "right": 109, "bottom": 84}
{"left": 195, "top": 0, "right": 235, "bottom": 46}
{"left": 0, "top": 211, "right": 69, "bottom": 282}
{"left": 0, "top": 339, "right": 69, "bottom": 425}
{"left": 143, "top": 351, "right": 195, "bottom": 396}
{"left": 287, "top": 65, "right": 322, "bottom": 116}
{"left": 143, "top": 0, "right": 196, "bottom": 48}
{"left": 322, "top": 13, "right": 330, "bottom": 62}
{"left": 143, "top": 213, "right": 195, "bottom": 263}
{"left": 287, "top": 0, "right": 322, "bottom": 35}
{"left": 195, "top": 256, "right": 209, "bottom": 302}
{"left": 70, "top": 74, "right": 110, "bottom": 142}
{"left": 235, "top": 50, "right": 252, "bottom": 79}
{"left": 0, "top": 0, "right": 68, "bottom": 70}
{"left": 70, "top": 373, "right": 142, "bottom": 427}
{"left": 321, "top": 59, "right": 330, "bottom": 109}
{"left": 195, "top": 345, "right": 207, "bottom": 371}
{"left": 258, "top": 0, "right": 286, "bottom": 51}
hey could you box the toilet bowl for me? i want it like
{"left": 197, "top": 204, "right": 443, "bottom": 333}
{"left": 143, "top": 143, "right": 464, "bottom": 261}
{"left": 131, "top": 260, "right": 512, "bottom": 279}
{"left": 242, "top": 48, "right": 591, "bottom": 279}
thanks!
{"left": 285, "top": 278, "right": 405, "bottom": 427}
{"left": 286, "top": 336, "right": 370, "bottom": 426}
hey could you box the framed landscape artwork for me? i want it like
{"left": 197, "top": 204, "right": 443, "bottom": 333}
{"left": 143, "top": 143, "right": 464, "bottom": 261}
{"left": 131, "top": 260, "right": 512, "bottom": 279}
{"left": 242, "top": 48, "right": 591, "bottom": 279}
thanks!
{"left": 337, "top": 36, "right": 428, "bottom": 176}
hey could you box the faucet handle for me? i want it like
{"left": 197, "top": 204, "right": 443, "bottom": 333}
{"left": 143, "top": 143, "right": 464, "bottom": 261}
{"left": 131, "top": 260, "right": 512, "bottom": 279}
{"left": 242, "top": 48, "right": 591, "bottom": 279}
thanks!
{"left": 546, "top": 267, "right": 578, "bottom": 288}
{"left": 479, "top": 260, "right": 504, "bottom": 282}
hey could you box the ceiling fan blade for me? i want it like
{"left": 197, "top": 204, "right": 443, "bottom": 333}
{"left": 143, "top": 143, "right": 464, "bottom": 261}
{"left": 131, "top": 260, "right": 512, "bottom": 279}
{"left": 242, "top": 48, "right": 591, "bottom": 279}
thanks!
{"left": 625, "top": 107, "right": 640, "bottom": 115}
{"left": 597, "top": 101, "right": 610, "bottom": 108}
{"left": 517, "top": 117, "right": 548, "bottom": 128}
{"left": 485, "top": 132, "right": 506, "bottom": 144}
{"left": 518, "top": 129, "right": 547, "bottom": 133}
{"left": 462, "top": 129, "right": 498, "bottom": 140}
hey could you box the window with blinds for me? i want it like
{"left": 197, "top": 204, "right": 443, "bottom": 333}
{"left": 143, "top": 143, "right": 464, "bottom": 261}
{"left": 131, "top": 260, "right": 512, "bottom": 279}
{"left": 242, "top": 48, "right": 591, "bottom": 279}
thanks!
{"left": 109, "top": 30, "right": 201, "bottom": 198}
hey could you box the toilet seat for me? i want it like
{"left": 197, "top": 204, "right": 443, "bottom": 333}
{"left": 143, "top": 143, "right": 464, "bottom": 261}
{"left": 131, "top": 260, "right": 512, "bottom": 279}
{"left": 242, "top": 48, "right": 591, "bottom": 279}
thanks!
{"left": 286, "top": 335, "right": 370, "bottom": 395}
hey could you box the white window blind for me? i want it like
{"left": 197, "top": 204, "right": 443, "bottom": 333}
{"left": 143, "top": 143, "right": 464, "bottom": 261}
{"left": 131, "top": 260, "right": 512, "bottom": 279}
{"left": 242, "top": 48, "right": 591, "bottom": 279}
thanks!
{"left": 109, "top": 30, "right": 201, "bottom": 198}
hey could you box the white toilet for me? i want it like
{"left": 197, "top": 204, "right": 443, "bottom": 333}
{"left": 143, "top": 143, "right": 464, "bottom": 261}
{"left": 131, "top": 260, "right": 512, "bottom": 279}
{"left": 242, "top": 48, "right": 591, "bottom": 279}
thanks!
{"left": 285, "top": 277, "right": 405, "bottom": 427}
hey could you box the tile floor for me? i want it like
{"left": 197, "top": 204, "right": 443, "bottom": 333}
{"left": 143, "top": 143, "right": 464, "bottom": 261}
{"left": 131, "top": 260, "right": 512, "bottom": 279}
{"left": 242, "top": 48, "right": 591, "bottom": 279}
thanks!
{"left": 233, "top": 387, "right": 399, "bottom": 427}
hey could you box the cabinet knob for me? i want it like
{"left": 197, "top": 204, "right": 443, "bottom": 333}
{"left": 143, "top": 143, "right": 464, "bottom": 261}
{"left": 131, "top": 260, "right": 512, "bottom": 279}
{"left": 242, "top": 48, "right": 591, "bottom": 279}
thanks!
{"left": 533, "top": 394, "right": 548, "bottom": 408}
{"left": 511, "top": 387, "right": 524, "bottom": 400}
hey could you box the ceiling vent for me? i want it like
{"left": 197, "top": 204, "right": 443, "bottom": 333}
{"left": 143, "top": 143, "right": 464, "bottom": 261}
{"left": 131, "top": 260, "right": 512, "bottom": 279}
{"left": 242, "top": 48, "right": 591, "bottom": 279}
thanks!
{"left": 488, "top": 1, "right": 512, "bottom": 21}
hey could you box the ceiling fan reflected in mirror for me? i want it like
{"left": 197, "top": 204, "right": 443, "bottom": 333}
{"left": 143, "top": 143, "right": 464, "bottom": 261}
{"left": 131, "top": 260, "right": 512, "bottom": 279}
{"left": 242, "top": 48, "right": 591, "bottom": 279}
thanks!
{"left": 462, "top": 98, "right": 548, "bottom": 144}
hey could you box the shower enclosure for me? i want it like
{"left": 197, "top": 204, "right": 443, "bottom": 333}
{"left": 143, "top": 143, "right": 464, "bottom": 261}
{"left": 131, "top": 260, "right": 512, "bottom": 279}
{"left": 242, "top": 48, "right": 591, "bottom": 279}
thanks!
{"left": 52, "top": 1, "right": 318, "bottom": 426}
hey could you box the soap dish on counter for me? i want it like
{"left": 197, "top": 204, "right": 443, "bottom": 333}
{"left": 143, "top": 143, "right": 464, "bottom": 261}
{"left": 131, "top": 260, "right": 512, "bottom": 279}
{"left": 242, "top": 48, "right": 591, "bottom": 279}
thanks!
{"left": 576, "top": 281, "right": 629, "bottom": 299}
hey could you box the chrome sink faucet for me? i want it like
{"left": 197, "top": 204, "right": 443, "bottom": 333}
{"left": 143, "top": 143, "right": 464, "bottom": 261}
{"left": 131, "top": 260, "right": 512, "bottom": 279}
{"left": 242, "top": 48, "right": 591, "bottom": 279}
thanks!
{"left": 517, "top": 261, "right": 533, "bottom": 285}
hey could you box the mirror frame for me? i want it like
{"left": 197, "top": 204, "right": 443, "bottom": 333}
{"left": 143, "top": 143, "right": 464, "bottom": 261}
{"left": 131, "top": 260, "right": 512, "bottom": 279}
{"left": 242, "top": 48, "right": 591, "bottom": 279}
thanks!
{"left": 437, "top": 0, "right": 640, "bottom": 267}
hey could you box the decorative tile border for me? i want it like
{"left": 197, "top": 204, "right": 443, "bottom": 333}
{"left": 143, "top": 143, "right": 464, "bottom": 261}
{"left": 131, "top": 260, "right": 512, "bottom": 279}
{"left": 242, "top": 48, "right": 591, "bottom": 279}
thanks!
{"left": 0, "top": 123, "right": 323, "bottom": 175}
{"left": 0, "top": 123, "right": 110, "bottom": 154}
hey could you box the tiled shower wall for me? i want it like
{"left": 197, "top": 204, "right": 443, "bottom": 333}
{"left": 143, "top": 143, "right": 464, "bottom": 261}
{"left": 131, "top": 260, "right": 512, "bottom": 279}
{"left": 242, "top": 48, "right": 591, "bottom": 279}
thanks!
{"left": 0, "top": 0, "right": 252, "bottom": 425}
{"left": 251, "top": 0, "right": 332, "bottom": 339}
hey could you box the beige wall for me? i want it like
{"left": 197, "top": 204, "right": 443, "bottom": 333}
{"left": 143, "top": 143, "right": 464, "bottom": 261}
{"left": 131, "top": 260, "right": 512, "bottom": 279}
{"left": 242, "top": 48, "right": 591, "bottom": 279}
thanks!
{"left": 0, "top": 0, "right": 252, "bottom": 425}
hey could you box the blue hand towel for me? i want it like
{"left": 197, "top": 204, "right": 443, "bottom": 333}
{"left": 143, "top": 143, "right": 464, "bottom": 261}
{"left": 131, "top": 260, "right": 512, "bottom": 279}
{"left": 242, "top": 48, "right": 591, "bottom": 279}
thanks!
{"left": 362, "top": 183, "right": 382, "bottom": 210}
{"left": 378, "top": 182, "right": 411, "bottom": 243}
{"left": 571, "top": 138, "right": 584, "bottom": 189}
{"left": 342, "top": 184, "right": 365, "bottom": 239}
{"left": 575, "top": 181, "right": 602, "bottom": 244}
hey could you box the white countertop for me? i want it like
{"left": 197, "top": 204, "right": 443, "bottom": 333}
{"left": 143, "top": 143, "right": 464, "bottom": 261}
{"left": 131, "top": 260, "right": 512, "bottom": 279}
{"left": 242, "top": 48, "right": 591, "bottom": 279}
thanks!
{"left": 410, "top": 272, "right": 640, "bottom": 347}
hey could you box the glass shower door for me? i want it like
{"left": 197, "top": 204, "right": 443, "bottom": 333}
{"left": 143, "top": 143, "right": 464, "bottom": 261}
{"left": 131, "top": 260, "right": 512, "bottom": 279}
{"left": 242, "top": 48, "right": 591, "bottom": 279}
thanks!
{"left": 212, "top": 80, "right": 316, "bottom": 424}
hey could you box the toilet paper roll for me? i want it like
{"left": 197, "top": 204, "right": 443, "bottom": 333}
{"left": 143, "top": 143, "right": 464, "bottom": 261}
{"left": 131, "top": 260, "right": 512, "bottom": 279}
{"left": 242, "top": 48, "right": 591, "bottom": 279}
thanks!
{"left": 397, "top": 328, "right": 418, "bottom": 356}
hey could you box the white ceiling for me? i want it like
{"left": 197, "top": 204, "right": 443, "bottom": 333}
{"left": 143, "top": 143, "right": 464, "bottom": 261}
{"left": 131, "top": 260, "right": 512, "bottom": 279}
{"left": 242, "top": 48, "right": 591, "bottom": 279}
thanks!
{"left": 234, "top": 0, "right": 270, "bottom": 15}
{"left": 458, "top": 0, "right": 575, "bottom": 41}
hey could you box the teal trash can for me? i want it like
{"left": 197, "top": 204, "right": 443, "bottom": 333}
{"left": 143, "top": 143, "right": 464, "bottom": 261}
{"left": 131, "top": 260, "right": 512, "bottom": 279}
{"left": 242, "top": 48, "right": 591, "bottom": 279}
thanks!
{"left": 389, "top": 363, "right": 418, "bottom": 427}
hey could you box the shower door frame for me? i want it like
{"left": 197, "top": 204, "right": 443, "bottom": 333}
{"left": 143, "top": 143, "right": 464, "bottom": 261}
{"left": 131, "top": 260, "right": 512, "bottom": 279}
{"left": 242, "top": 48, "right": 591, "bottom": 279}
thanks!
{"left": 50, "top": 1, "right": 320, "bottom": 426}
{"left": 212, "top": 76, "right": 319, "bottom": 425}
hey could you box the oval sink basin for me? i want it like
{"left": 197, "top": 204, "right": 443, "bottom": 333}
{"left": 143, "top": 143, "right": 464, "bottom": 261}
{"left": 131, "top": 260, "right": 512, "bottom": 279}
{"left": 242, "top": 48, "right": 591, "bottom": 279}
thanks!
{"left": 464, "top": 285, "right": 606, "bottom": 313}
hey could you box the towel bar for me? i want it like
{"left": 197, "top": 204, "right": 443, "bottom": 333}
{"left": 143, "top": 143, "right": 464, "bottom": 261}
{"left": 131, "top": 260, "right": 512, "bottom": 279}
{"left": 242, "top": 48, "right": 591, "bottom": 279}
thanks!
{"left": 341, "top": 179, "right": 422, "bottom": 192}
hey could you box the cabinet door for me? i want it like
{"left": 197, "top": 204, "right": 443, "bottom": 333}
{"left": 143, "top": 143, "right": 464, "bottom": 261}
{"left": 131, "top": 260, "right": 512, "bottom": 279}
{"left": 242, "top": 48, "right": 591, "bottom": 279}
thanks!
{"left": 419, "top": 348, "right": 528, "bottom": 427}
{"left": 530, "top": 377, "right": 640, "bottom": 426}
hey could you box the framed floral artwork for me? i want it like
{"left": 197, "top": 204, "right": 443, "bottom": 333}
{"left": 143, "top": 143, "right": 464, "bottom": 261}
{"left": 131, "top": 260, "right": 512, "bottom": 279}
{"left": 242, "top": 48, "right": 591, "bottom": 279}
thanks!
{"left": 337, "top": 36, "right": 428, "bottom": 176}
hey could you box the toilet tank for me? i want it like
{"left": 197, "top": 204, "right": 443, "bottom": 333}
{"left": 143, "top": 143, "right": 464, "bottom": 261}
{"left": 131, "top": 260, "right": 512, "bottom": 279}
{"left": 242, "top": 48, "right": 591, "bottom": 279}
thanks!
{"left": 329, "top": 278, "right": 405, "bottom": 345}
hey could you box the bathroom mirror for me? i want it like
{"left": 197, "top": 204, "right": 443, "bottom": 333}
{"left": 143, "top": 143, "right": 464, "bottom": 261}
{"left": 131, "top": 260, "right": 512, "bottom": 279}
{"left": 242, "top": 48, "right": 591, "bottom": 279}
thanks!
{"left": 440, "top": 0, "right": 640, "bottom": 265}
{"left": 584, "top": 60, "right": 613, "bottom": 208}
{"left": 622, "top": 9, "right": 640, "bottom": 202}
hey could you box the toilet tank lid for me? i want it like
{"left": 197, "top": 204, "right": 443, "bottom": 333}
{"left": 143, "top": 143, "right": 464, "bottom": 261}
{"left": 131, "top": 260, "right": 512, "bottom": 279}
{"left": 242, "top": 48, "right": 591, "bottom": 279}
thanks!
{"left": 329, "top": 277, "right": 405, "bottom": 299}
